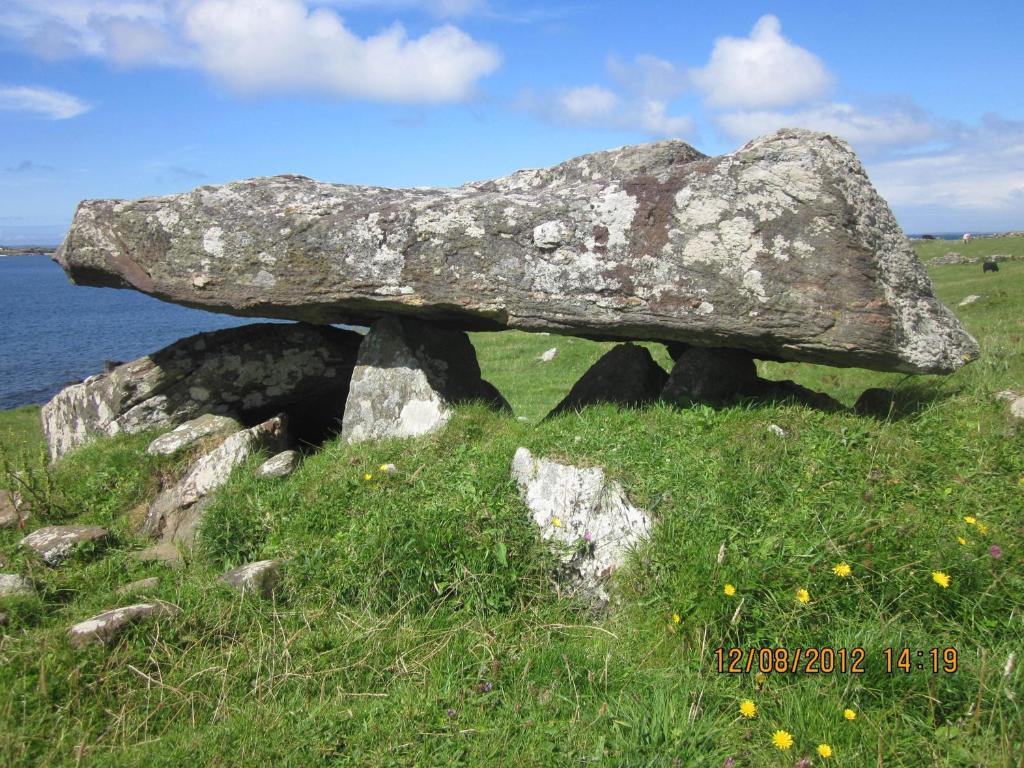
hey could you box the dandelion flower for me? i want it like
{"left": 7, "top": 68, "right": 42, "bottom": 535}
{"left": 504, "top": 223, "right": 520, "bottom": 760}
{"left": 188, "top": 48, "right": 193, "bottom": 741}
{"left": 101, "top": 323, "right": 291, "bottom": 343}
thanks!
{"left": 551, "top": 516, "right": 562, "bottom": 528}
{"left": 671, "top": 613, "right": 681, "bottom": 624}
{"left": 739, "top": 699, "right": 757, "bottom": 718}
{"left": 723, "top": 583, "right": 737, "bottom": 596}
{"left": 957, "top": 536, "right": 968, "bottom": 546}
{"left": 932, "top": 570, "right": 951, "bottom": 588}
{"left": 817, "top": 743, "right": 833, "bottom": 758}
{"left": 771, "top": 730, "right": 794, "bottom": 750}
{"left": 796, "top": 588, "right": 810, "bottom": 604}
{"left": 964, "top": 516, "right": 976, "bottom": 525}
{"left": 843, "top": 708, "right": 857, "bottom": 721}
{"left": 977, "top": 522, "right": 989, "bottom": 535}
{"left": 363, "top": 473, "right": 373, "bottom": 481}
{"left": 832, "top": 562, "right": 852, "bottom": 578}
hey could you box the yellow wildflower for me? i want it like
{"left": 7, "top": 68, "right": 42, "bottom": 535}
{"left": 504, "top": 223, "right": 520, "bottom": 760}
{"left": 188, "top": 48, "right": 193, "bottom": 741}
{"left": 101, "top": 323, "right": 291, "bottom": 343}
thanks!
{"left": 739, "top": 699, "right": 757, "bottom": 718}
{"left": 363, "top": 473, "right": 373, "bottom": 481}
{"left": 796, "top": 588, "right": 810, "bottom": 604}
{"left": 977, "top": 522, "right": 989, "bottom": 535}
{"left": 964, "top": 516, "right": 976, "bottom": 525}
{"left": 723, "top": 583, "right": 736, "bottom": 597}
{"left": 771, "top": 730, "right": 794, "bottom": 750}
{"left": 832, "top": 562, "right": 852, "bottom": 578}
{"left": 754, "top": 672, "right": 767, "bottom": 685}
{"left": 932, "top": 571, "right": 951, "bottom": 588}
{"left": 817, "top": 743, "right": 833, "bottom": 758}
{"left": 843, "top": 708, "right": 857, "bottom": 721}
{"left": 957, "top": 536, "right": 968, "bottom": 546}
{"left": 551, "top": 516, "right": 562, "bottom": 528}
{"left": 671, "top": 613, "right": 681, "bottom": 624}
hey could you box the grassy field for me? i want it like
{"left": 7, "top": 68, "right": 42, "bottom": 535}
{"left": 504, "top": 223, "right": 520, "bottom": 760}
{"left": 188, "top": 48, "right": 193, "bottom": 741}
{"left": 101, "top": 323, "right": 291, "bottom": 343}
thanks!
{"left": 912, "top": 235, "right": 1024, "bottom": 263}
{"left": 1, "top": 248, "right": 1022, "bottom": 767}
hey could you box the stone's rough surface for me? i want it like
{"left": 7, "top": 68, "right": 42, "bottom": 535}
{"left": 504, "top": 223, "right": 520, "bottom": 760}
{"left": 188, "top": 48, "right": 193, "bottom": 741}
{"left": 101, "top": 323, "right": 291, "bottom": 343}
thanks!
{"left": 996, "top": 390, "right": 1024, "bottom": 421}
{"left": 57, "top": 129, "right": 977, "bottom": 374}
{"left": 141, "top": 415, "right": 288, "bottom": 547}
{"left": 662, "top": 347, "right": 758, "bottom": 405}
{"left": 116, "top": 577, "right": 160, "bottom": 596}
{"left": 511, "top": 447, "right": 651, "bottom": 603}
{"left": 67, "top": 602, "right": 179, "bottom": 648}
{"left": 0, "top": 573, "right": 35, "bottom": 597}
{"left": 548, "top": 343, "right": 668, "bottom": 418}
{"left": 21, "top": 525, "right": 109, "bottom": 566}
{"left": 220, "top": 560, "right": 281, "bottom": 598}
{"left": 855, "top": 387, "right": 896, "bottom": 418}
{"left": 146, "top": 414, "right": 243, "bottom": 456}
{"left": 341, "top": 317, "right": 510, "bottom": 443}
{"left": 0, "top": 490, "right": 27, "bottom": 529}
{"left": 41, "top": 323, "right": 361, "bottom": 460}
{"left": 256, "top": 450, "right": 300, "bottom": 479}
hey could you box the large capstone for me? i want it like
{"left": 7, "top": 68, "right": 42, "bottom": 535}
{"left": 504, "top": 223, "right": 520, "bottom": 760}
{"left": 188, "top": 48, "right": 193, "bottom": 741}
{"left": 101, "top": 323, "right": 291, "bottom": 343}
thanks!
{"left": 341, "top": 316, "right": 509, "bottom": 443}
{"left": 56, "top": 129, "right": 977, "bottom": 375}
{"left": 41, "top": 323, "right": 361, "bottom": 460}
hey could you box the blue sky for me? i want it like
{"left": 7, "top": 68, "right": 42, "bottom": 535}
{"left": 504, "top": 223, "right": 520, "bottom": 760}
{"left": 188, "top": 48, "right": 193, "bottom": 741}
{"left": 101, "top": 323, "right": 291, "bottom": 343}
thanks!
{"left": 1, "top": 0, "right": 1022, "bottom": 244}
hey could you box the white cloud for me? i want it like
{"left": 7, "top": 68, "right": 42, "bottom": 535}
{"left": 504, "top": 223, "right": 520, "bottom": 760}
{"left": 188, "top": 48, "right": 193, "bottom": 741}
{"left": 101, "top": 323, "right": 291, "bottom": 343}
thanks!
{"left": 0, "top": 0, "right": 501, "bottom": 103}
{"left": 314, "top": 0, "right": 487, "bottom": 17}
{"left": 716, "top": 102, "right": 937, "bottom": 150}
{"left": 0, "top": 85, "right": 91, "bottom": 119}
{"left": 557, "top": 85, "right": 618, "bottom": 122}
{"left": 691, "top": 15, "right": 832, "bottom": 109}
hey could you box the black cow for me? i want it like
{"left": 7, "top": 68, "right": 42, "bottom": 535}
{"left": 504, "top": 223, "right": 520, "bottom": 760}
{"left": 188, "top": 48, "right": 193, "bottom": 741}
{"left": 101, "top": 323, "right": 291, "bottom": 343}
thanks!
{"left": 983, "top": 261, "right": 999, "bottom": 273}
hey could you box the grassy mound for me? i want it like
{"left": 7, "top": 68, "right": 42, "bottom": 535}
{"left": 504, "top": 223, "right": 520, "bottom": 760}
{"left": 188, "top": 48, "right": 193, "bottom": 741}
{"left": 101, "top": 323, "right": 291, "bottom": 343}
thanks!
{"left": 1, "top": 251, "right": 1022, "bottom": 766}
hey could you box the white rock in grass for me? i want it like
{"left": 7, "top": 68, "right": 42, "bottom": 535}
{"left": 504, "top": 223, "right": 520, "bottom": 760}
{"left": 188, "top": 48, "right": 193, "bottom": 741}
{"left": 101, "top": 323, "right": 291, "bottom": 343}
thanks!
{"left": 256, "top": 450, "right": 300, "bottom": 479}
{"left": 767, "top": 423, "right": 786, "bottom": 437}
{"left": 21, "top": 525, "right": 109, "bottom": 566}
{"left": 511, "top": 447, "right": 650, "bottom": 604}
{"left": 0, "top": 490, "right": 28, "bottom": 529}
{"left": 67, "top": 602, "right": 179, "bottom": 648}
{"left": 958, "top": 294, "right": 981, "bottom": 307}
{"left": 538, "top": 347, "right": 558, "bottom": 363}
{"left": 995, "top": 390, "right": 1024, "bottom": 421}
{"left": 219, "top": 559, "right": 282, "bottom": 598}
{"left": 115, "top": 577, "right": 160, "bottom": 596}
{"left": 0, "top": 574, "right": 35, "bottom": 597}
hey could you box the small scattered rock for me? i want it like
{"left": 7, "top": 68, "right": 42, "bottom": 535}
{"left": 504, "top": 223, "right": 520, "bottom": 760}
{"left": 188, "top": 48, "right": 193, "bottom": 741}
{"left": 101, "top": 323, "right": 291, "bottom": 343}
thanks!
{"left": 256, "top": 450, "right": 300, "bottom": 479}
{"left": 21, "top": 525, "right": 109, "bottom": 566}
{"left": 67, "top": 602, "right": 180, "bottom": 648}
{"left": 547, "top": 343, "right": 668, "bottom": 418}
{"left": 767, "top": 424, "right": 786, "bottom": 437}
{"left": 995, "top": 390, "right": 1024, "bottom": 421}
{"left": 958, "top": 294, "right": 981, "bottom": 307}
{"left": 511, "top": 447, "right": 650, "bottom": 604}
{"left": 220, "top": 560, "right": 282, "bottom": 598}
{"left": 116, "top": 577, "right": 160, "bottom": 596}
{"left": 146, "top": 414, "right": 243, "bottom": 456}
{"left": 0, "top": 574, "right": 35, "bottom": 598}
{"left": 135, "top": 541, "right": 184, "bottom": 567}
{"left": 538, "top": 348, "right": 558, "bottom": 363}
{"left": 0, "top": 489, "right": 28, "bottom": 529}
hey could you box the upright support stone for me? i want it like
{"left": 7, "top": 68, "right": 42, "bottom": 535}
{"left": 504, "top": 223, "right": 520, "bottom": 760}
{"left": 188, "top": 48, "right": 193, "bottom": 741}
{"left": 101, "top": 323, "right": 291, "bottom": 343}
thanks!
{"left": 341, "top": 317, "right": 510, "bottom": 443}
{"left": 547, "top": 343, "right": 668, "bottom": 419}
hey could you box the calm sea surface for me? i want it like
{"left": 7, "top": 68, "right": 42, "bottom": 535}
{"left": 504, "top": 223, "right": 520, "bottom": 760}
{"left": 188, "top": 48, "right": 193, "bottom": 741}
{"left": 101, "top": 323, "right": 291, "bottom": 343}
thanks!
{"left": 0, "top": 255, "right": 266, "bottom": 410}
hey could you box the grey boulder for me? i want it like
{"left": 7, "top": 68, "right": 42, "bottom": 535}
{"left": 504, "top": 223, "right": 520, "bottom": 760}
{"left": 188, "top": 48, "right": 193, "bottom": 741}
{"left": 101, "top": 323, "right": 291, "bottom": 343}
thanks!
{"left": 41, "top": 323, "right": 361, "bottom": 461}
{"left": 511, "top": 447, "right": 651, "bottom": 604}
{"left": 547, "top": 343, "right": 667, "bottom": 418}
{"left": 0, "top": 489, "right": 28, "bottom": 529}
{"left": 146, "top": 414, "right": 243, "bottom": 456}
{"left": 56, "top": 129, "right": 977, "bottom": 375}
{"left": 0, "top": 574, "right": 35, "bottom": 598}
{"left": 141, "top": 414, "right": 288, "bottom": 547}
{"left": 67, "top": 602, "right": 179, "bottom": 648}
{"left": 21, "top": 525, "right": 109, "bottom": 566}
{"left": 341, "top": 316, "right": 509, "bottom": 444}
{"left": 256, "top": 450, "right": 300, "bottom": 479}
{"left": 220, "top": 559, "right": 281, "bottom": 598}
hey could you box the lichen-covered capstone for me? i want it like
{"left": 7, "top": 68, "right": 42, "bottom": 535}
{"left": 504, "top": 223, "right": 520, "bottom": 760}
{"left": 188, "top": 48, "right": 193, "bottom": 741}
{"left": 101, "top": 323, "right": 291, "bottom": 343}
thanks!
{"left": 41, "top": 323, "right": 361, "bottom": 461}
{"left": 57, "top": 129, "right": 977, "bottom": 375}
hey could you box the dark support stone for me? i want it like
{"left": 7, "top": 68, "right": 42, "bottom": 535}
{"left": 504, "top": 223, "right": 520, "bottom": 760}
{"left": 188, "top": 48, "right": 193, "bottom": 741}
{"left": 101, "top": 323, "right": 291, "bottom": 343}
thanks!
{"left": 547, "top": 343, "right": 668, "bottom": 418}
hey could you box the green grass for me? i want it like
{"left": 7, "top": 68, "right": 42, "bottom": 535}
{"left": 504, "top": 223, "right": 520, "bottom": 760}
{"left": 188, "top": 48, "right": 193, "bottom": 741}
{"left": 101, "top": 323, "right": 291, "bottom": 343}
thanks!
{"left": 913, "top": 235, "right": 1024, "bottom": 263}
{"left": 1, "top": 243, "right": 1023, "bottom": 766}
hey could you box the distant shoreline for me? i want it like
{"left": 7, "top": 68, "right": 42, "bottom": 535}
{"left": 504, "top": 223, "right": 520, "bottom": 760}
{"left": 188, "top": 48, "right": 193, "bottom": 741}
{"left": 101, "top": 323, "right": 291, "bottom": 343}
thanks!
{"left": 0, "top": 246, "right": 57, "bottom": 256}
